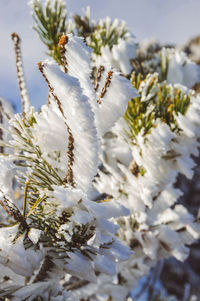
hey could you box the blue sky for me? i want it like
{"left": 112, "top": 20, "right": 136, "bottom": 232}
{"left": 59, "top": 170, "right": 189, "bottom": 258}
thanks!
{"left": 1, "top": 0, "right": 200, "bottom": 111}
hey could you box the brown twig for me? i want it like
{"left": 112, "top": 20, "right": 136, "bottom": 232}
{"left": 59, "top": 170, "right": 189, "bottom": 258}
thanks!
{"left": 32, "top": 255, "right": 54, "bottom": 283}
{"left": 64, "top": 278, "right": 89, "bottom": 291}
{"left": 11, "top": 33, "right": 30, "bottom": 115}
{"left": 59, "top": 34, "right": 69, "bottom": 73}
{"left": 97, "top": 70, "right": 113, "bottom": 104}
{"left": 94, "top": 65, "right": 104, "bottom": 91}
{"left": 64, "top": 125, "right": 74, "bottom": 186}
{"left": 38, "top": 62, "right": 75, "bottom": 186}
{"left": 0, "top": 101, "right": 11, "bottom": 121}
{"left": 0, "top": 189, "right": 27, "bottom": 229}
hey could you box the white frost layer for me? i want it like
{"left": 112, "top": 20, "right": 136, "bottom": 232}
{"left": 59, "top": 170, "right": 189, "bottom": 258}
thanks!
{"left": 42, "top": 60, "right": 99, "bottom": 195}
{"left": 94, "top": 69, "right": 138, "bottom": 136}
{"left": 0, "top": 226, "right": 43, "bottom": 277}
{"left": 63, "top": 34, "right": 96, "bottom": 105}
{"left": 63, "top": 35, "right": 138, "bottom": 137}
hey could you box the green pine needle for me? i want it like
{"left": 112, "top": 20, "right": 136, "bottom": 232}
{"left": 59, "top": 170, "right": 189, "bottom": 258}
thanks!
{"left": 31, "top": 0, "right": 67, "bottom": 64}
{"left": 124, "top": 72, "right": 192, "bottom": 141}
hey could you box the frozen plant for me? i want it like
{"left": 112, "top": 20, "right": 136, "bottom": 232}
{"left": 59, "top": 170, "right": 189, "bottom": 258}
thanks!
{"left": 92, "top": 73, "right": 200, "bottom": 300}
{"left": 134, "top": 45, "right": 200, "bottom": 88}
{"left": 29, "top": 0, "right": 74, "bottom": 64}
{"left": 0, "top": 32, "right": 137, "bottom": 300}
{"left": 85, "top": 16, "right": 137, "bottom": 74}
{"left": 31, "top": 0, "right": 200, "bottom": 86}
{"left": 30, "top": 0, "right": 137, "bottom": 75}
{"left": 0, "top": 1, "right": 200, "bottom": 300}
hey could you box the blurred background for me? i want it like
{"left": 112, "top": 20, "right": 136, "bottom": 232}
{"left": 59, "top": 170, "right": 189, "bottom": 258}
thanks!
{"left": 1, "top": 0, "right": 200, "bottom": 111}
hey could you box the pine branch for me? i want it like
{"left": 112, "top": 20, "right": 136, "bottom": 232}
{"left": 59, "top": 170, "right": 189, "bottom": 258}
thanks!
{"left": 73, "top": 7, "right": 95, "bottom": 39}
{"left": 38, "top": 61, "right": 75, "bottom": 187}
{"left": 86, "top": 17, "right": 130, "bottom": 55}
{"left": 30, "top": 0, "right": 67, "bottom": 64}
{"left": 124, "top": 72, "right": 192, "bottom": 141}
{"left": 11, "top": 33, "right": 30, "bottom": 115}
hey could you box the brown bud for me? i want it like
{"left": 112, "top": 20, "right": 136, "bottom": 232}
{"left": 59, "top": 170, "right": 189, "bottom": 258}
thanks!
{"left": 59, "top": 34, "right": 68, "bottom": 47}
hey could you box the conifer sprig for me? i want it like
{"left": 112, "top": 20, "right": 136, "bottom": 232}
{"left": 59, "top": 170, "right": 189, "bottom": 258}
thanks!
{"left": 86, "top": 17, "right": 130, "bottom": 55}
{"left": 124, "top": 72, "right": 192, "bottom": 140}
{"left": 30, "top": 0, "right": 67, "bottom": 64}
{"left": 73, "top": 7, "right": 95, "bottom": 39}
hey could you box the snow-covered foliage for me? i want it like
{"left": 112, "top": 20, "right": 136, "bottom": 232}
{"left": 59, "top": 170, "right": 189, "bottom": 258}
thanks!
{"left": 0, "top": 35, "right": 136, "bottom": 300}
{"left": 29, "top": 0, "right": 74, "bottom": 64}
{"left": 135, "top": 45, "right": 200, "bottom": 89}
{"left": 58, "top": 34, "right": 137, "bottom": 136}
{"left": 0, "top": 1, "right": 200, "bottom": 300}
{"left": 30, "top": 0, "right": 137, "bottom": 74}
{"left": 92, "top": 74, "right": 200, "bottom": 300}
{"left": 86, "top": 16, "right": 137, "bottom": 74}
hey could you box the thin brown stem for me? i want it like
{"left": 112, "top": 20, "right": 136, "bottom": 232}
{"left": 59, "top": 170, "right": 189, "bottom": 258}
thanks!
{"left": 64, "top": 125, "right": 74, "bottom": 186}
{"left": 59, "top": 34, "right": 69, "bottom": 73}
{"left": 97, "top": 70, "right": 113, "bottom": 104}
{"left": 0, "top": 189, "right": 28, "bottom": 229}
{"left": 94, "top": 65, "right": 104, "bottom": 91}
{"left": 63, "top": 276, "right": 89, "bottom": 291}
{"left": 38, "top": 62, "right": 75, "bottom": 186}
{"left": 11, "top": 33, "right": 30, "bottom": 115}
{"left": 32, "top": 255, "right": 54, "bottom": 283}
{"left": 0, "top": 101, "right": 11, "bottom": 120}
